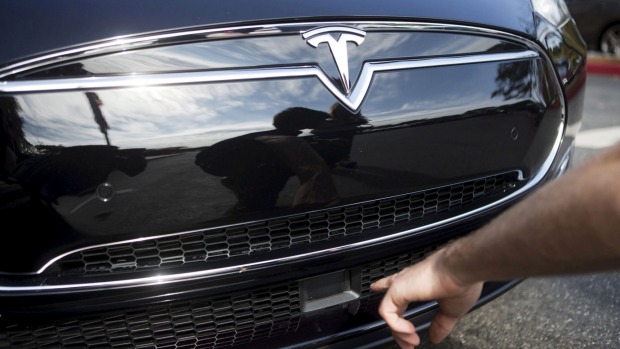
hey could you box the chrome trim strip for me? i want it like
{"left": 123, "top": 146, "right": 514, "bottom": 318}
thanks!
{"left": 0, "top": 51, "right": 538, "bottom": 111}
{"left": 0, "top": 21, "right": 566, "bottom": 292}
{"left": 0, "top": 21, "right": 537, "bottom": 79}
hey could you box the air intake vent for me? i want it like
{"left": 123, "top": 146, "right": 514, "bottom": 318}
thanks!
{"left": 1, "top": 247, "right": 438, "bottom": 349}
{"left": 45, "top": 172, "right": 518, "bottom": 278}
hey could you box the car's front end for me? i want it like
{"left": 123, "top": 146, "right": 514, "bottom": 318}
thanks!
{"left": 0, "top": 1, "right": 586, "bottom": 348}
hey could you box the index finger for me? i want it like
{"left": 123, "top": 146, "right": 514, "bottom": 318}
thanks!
{"left": 370, "top": 273, "right": 396, "bottom": 292}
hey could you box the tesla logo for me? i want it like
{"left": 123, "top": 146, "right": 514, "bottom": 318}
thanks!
{"left": 302, "top": 26, "right": 366, "bottom": 95}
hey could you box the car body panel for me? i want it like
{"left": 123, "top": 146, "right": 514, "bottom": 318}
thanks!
{"left": 0, "top": 25, "right": 564, "bottom": 276}
{"left": 0, "top": 0, "right": 538, "bottom": 66}
{"left": 0, "top": 2, "right": 587, "bottom": 348}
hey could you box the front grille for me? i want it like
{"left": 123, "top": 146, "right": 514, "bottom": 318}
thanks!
{"left": 1, "top": 283, "right": 302, "bottom": 349}
{"left": 49, "top": 172, "right": 517, "bottom": 278}
{"left": 359, "top": 246, "right": 439, "bottom": 311}
{"left": 361, "top": 246, "right": 438, "bottom": 296}
{"left": 1, "top": 248, "right": 437, "bottom": 349}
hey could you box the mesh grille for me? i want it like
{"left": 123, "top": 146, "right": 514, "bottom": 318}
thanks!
{"left": 1, "top": 283, "right": 301, "bottom": 349}
{"left": 359, "top": 246, "right": 439, "bottom": 311}
{"left": 1, "top": 249, "right": 437, "bottom": 349}
{"left": 361, "top": 246, "right": 438, "bottom": 296}
{"left": 51, "top": 173, "right": 516, "bottom": 277}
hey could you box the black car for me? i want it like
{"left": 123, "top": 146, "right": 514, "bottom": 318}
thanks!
{"left": 565, "top": 0, "right": 620, "bottom": 55}
{"left": 0, "top": 1, "right": 586, "bottom": 348}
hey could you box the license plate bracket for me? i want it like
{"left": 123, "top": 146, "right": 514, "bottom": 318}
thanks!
{"left": 299, "top": 269, "right": 361, "bottom": 313}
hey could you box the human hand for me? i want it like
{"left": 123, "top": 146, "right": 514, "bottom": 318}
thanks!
{"left": 370, "top": 250, "right": 483, "bottom": 349}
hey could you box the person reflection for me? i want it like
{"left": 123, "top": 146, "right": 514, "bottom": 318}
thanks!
{"left": 307, "top": 102, "right": 368, "bottom": 169}
{"left": 195, "top": 103, "right": 367, "bottom": 214}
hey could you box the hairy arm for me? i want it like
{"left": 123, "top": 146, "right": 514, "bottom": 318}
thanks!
{"left": 370, "top": 142, "right": 620, "bottom": 348}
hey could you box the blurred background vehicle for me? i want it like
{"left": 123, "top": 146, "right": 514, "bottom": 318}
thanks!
{"left": 566, "top": 0, "right": 620, "bottom": 55}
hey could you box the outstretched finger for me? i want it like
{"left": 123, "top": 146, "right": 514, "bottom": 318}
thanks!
{"left": 370, "top": 274, "right": 396, "bottom": 292}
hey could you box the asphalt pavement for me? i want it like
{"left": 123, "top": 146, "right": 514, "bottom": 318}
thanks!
{"left": 382, "top": 56, "right": 620, "bottom": 349}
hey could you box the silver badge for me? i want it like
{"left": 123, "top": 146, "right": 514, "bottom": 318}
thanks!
{"left": 302, "top": 26, "right": 366, "bottom": 95}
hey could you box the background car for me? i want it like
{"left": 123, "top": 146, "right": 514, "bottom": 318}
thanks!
{"left": 565, "top": 0, "right": 620, "bottom": 55}
{"left": 0, "top": 1, "right": 586, "bottom": 348}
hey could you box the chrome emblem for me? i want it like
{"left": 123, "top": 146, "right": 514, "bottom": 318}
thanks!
{"left": 302, "top": 26, "right": 366, "bottom": 95}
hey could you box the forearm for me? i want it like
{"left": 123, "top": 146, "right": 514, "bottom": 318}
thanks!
{"left": 371, "top": 144, "right": 620, "bottom": 347}
{"left": 441, "top": 143, "right": 620, "bottom": 285}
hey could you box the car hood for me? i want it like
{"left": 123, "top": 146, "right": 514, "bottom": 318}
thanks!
{"left": 0, "top": 0, "right": 536, "bottom": 66}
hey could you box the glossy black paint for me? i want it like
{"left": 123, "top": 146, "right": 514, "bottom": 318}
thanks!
{"left": 0, "top": 2, "right": 587, "bottom": 348}
{"left": 19, "top": 32, "right": 527, "bottom": 80}
{"left": 0, "top": 58, "right": 563, "bottom": 273}
{"left": 0, "top": 0, "right": 537, "bottom": 66}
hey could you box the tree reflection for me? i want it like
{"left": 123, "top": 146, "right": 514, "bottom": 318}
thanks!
{"left": 86, "top": 92, "right": 112, "bottom": 146}
{"left": 491, "top": 60, "right": 535, "bottom": 100}
{"left": 1, "top": 96, "right": 146, "bottom": 204}
{"left": 0, "top": 97, "right": 34, "bottom": 174}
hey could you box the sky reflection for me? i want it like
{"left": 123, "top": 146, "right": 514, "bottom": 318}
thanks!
{"left": 17, "top": 58, "right": 537, "bottom": 151}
